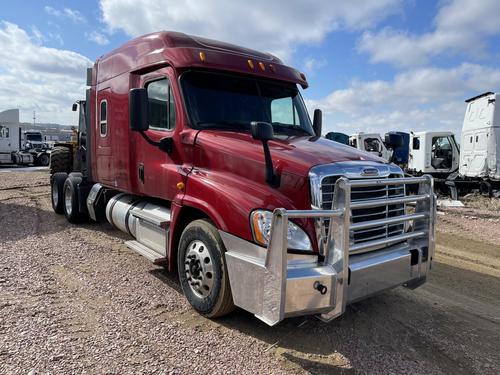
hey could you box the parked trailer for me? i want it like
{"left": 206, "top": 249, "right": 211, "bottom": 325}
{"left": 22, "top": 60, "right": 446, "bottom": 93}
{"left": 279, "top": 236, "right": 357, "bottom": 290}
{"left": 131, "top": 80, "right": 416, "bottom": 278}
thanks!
{"left": 49, "top": 31, "right": 436, "bottom": 326}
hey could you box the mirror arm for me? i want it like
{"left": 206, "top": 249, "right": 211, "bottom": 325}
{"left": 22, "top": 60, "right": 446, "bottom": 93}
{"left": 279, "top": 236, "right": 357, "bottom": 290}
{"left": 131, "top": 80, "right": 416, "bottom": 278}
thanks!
{"left": 138, "top": 131, "right": 173, "bottom": 154}
{"left": 139, "top": 130, "right": 159, "bottom": 147}
{"left": 262, "top": 140, "right": 280, "bottom": 187}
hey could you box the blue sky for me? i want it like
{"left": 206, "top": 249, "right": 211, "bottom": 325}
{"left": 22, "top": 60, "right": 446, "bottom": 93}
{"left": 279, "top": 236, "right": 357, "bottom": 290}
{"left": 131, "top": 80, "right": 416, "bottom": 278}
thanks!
{"left": 1, "top": 0, "right": 499, "bottom": 136}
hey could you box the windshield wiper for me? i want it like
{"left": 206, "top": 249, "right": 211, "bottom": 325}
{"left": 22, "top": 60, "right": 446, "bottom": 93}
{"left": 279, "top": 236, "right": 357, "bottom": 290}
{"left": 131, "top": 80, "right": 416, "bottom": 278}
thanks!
{"left": 272, "top": 122, "right": 312, "bottom": 135}
{"left": 196, "top": 121, "right": 250, "bottom": 131}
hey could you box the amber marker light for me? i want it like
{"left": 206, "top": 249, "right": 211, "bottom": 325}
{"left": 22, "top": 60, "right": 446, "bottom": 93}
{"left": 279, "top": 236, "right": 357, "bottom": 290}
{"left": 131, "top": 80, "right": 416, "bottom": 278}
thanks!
{"left": 176, "top": 182, "right": 185, "bottom": 190}
{"left": 199, "top": 51, "right": 206, "bottom": 62}
{"left": 251, "top": 212, "right": 266, "bottom": 245}
{"left": 258, "top": 62, "right": 265, "bottom": 71}
{"left": 269, "top": 64, "right": 276, "bottom": 73}
{"left": 247, "top": 59, "right": 255, "bottom": 69}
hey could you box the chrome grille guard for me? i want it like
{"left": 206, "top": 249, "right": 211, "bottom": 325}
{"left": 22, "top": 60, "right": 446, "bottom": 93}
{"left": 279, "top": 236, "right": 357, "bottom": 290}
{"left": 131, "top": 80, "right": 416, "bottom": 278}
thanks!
{"left": 222, "top": 175, "right": 436, "bottom": 326}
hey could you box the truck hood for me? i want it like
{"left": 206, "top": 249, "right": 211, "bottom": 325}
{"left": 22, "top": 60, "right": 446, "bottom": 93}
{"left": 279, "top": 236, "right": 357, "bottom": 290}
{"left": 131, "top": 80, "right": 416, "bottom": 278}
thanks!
{"left": 192, "top": 130, "right": 388, "bottom": 246}
{"left": 195, "top": 130, "right": 384, "bottom": 177}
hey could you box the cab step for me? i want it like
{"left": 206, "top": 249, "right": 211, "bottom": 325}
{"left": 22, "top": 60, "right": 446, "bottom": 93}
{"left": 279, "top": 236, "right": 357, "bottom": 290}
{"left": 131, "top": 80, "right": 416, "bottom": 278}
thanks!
{"left": 125, "top": 240, "right": 165, "bottom": 262}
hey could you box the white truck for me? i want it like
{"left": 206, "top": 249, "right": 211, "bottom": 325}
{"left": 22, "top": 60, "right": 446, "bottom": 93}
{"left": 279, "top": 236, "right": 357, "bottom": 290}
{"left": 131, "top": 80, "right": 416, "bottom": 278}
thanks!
{"left": 445, "top": 92, "right": 500, "bottom": 197}
{"left": 407, "top": 131, "right": 460, "bottom": 178}
{"left": 23, "top": 130, "right": 45, "bottom": 150}
{"left": 349, "top": 133, "right": 391, "bottom": 161}
{"left": 0, "top": 124, "right": 50, "bottom": 166}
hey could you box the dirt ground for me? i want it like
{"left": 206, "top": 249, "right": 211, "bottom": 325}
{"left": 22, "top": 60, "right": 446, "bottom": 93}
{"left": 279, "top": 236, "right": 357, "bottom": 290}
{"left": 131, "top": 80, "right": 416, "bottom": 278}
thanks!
{"left": 1, "top": 170, "right": 499, "bottom": 374}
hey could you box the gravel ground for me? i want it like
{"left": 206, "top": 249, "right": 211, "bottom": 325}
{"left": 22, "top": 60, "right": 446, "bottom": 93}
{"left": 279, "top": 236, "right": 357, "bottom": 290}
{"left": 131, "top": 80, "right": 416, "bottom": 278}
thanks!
{"left": 1, "top": 171, "right": 499, "bottom": 374}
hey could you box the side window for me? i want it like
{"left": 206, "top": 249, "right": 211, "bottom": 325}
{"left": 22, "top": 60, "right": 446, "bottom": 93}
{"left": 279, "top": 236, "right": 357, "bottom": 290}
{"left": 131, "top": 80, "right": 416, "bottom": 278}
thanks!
{"left": 147, "top": 78, "right": 176, "bottom": 130}
{"left": 100, "top": 100, "right": 107, "bottom": 136}
{"left": 364, "top": 137, "right": 381, "bottom": 152}
{"left": 412, "top": 137, "right": 420, "bottom": 150}
{"left": 432, "top": 136, "right": 451, "bottom": 156}
{"left": 271, "top": 97, "right": 298, "bottom": 125}
{"left": 0, "top": 126, "right": 10, "bottom": 139}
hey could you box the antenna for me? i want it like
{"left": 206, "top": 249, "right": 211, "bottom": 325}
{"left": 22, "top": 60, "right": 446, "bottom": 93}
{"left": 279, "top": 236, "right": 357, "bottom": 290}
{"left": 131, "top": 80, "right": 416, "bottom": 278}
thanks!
{"left": 33, "top": 111, "right": 36, "bottom": 127}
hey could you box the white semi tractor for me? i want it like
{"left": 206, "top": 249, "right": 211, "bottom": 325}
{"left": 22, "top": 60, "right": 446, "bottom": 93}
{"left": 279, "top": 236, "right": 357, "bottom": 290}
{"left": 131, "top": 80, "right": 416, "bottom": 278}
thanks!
{"left": 446, "top": 92, "right": 500, "bottom": 197}
{"left": 407, "top": 131, "right": 460, "bottom": 178}
{"left": 0, "top": 124, "right": 50, "bottom": 166}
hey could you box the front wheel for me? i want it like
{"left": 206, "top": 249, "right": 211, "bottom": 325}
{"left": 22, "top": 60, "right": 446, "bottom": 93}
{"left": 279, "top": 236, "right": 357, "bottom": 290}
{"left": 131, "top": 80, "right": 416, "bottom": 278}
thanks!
{"left": 177, "top": 219, "right": 235, "bottom": 318}
{"left": 38, "top": 153, "right": 50, "bottom": 166}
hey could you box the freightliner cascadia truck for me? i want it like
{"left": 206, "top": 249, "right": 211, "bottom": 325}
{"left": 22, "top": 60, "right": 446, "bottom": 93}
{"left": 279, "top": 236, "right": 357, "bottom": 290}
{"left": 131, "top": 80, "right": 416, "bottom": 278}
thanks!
{"left": 49, "top": 32, "right": 436, "bottom": 326}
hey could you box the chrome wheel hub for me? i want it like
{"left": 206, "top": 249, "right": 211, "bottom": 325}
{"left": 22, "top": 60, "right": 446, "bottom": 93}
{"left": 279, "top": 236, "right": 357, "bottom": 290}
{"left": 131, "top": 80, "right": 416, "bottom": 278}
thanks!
{"left": 64, "top": 186, "right": 72, "bottom": 215}
{"left": 184, "top": 240, "right": 214, "bottom": 298}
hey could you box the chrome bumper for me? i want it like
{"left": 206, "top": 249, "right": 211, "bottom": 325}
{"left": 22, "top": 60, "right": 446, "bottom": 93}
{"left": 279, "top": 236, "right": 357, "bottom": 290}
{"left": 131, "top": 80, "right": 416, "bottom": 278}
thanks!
{"left": 221, "top": 175, "right": 436, "bottom": 326}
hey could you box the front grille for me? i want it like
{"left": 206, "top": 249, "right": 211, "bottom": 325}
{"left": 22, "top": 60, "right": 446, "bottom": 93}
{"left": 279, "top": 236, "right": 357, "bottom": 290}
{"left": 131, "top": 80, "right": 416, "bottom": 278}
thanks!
{"left": 321, "top": 174, "right": 406, "bottom": 251}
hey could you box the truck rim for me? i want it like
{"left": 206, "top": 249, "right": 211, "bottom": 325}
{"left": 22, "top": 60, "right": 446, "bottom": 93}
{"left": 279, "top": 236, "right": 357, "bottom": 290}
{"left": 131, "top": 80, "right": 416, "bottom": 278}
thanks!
{"left": 184, "top": 240, "right": 214, "bottom": 298}
{"left": 64, "top": 186, "right": 73, "bottom": 216}
{"left": 52, "top": 180, "right": 59, "bottom": 207}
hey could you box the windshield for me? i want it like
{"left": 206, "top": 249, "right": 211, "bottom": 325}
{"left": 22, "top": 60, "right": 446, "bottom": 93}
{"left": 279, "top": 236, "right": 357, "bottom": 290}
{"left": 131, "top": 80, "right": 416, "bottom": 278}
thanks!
{"left": 26, "top": 133, "right": 42, "bottom": 142}
{"left": 180, "top": 71, "right": 314, "bottom": 136}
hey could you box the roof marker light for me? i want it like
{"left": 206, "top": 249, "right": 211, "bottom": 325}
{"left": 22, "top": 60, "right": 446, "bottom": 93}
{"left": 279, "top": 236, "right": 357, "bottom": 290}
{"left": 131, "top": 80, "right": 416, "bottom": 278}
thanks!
{"left": 247, "top": 59, "right": 255, "bottom": 69}
{"left": 269, "top": 64, "right": 276, "bottom": 73}
{"left": 199, "top": 51, "right": 206, "bottom": 62}
{"left": 258, "top": 62, "right": 265, "bottom": 71}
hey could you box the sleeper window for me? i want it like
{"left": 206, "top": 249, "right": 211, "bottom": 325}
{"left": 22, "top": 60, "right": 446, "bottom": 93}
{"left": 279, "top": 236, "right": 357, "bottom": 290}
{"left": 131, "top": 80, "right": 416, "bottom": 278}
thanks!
{"left": 100, "top": 100, "right": 107, "bottom": 136}
{"left": 147, "top": 79, "right": 176, "bottom": 130}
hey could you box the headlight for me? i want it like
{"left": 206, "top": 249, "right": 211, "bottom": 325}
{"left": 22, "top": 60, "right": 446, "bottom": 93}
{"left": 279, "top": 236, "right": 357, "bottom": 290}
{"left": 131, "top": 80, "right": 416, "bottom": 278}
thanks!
{"left": 250, "top": 210, "right": 312, "bottom": 251}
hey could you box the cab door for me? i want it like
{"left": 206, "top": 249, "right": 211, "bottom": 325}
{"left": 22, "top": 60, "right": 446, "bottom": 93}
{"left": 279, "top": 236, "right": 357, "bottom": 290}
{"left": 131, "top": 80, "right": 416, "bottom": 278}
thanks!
{"left": 430, "top": 135, "right": 457, "bottom": 172}
{"left": 0, "top": 125, "right": 14, "bottom": 153}
{"left": 133, "top": 67, "right": 180, "bottom": 200}
{"left": 95, "top": 88, "right": 113, "bottom": 184}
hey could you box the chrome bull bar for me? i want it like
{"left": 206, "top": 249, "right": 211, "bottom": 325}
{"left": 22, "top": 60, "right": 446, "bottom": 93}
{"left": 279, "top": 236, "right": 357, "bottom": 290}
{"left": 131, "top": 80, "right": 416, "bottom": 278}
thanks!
{"left": 221, "top": 175, "right": 436, "bottom": 326}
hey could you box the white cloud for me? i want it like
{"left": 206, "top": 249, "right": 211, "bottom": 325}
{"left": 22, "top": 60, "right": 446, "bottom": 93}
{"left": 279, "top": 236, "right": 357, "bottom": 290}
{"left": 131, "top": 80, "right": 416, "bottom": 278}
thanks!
{"left": 358, "top": 0, "right": 500, "bottom": 66}
{"left": 0, "top": 22, "right": 91, "bottom": 124}
{"left": 99, "top": 0, "right": 402, "bottom": 61}
{"left": 303, "top": 57, "right": 327, "bottom": 75}
{"left": 44, "top": 6, "right": 86, "bottom": 24}
{"left": 86, "top": 30, "right": 109, "bottom": 46}
{"left": 307, "top": 63, "right": 500, "bottom": 135}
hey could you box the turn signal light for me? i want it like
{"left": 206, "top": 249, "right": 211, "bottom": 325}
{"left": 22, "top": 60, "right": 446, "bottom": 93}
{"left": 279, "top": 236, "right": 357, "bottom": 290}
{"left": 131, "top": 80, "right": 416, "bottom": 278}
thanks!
{"left": 176, "top": 182, "right": 185, "bottom": 191}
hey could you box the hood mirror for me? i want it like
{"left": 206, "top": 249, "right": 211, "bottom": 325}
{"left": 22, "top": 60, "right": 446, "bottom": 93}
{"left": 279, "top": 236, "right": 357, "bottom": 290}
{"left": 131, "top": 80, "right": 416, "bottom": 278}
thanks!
{"left": 250, "top": 121, "right": 274, "bottom": 141}
{"left": 313, "top": 109, "right": 322, "bottom": 137}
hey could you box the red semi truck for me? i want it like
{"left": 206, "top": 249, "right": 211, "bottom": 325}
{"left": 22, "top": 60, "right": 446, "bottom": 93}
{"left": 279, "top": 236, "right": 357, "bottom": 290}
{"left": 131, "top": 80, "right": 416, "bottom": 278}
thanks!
{"left": 50, "top": 31, "right": 436, "bottom": 326}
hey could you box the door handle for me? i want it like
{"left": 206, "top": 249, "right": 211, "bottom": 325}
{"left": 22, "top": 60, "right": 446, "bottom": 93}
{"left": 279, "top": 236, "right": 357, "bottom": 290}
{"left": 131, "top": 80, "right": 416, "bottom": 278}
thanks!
{"left": 138, "top": 163, "right": 144, "bottom": 183}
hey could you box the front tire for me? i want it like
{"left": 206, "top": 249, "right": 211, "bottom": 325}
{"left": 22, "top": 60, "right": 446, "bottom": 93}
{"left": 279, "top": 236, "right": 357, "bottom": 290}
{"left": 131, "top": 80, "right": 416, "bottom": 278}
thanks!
{"left": 177, "top": 219, "right": 235, "bottom": 318}
{"left": 39, "top": 153, "right": 50, "bottom": 167}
